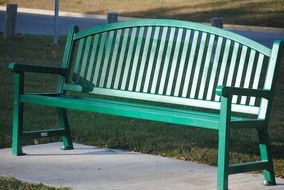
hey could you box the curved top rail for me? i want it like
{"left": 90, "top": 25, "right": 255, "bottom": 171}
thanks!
{"left": 73, "top": 19, "right": 271, "bottom": 56}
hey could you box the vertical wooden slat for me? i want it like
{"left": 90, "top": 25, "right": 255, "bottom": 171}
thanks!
{"left": 214, "top": 39, "right": 232, "bottom": 101}
{"left": 86, "top": 35, "right": 99, "bottom": 81}
{"left": 158, "top": 27, "right": 176, "bottom": 94}
{"left": 174, "top": 30, "right": 191, "bottom": 96}
{"left": 99, "top": 31, "right": 115, "bottom": 87}
{"left": 80, "top": 36, "right": 92, "bottom": 78}
{"left": 136, "top": 27, "right": 153, "bottom": 92}
{"left": 73, "top": 38, "right": 85, "bottom": 76}
{"left": 113, "top": 28, "right": 130, "bottom": 89}
{"left": 166, "top": 28, "right": 183, "bottom": 95}
{"left": 231, "top": 45, "right": 248, "bottom": 103}
{"left": 143, "top": 27, "right": 160, "bottom": 92}
{"left": 150, "top": 27, "right": 168, "bottom": 93}
{"left": 225, "top": 42, "right": 240, "bottom": 87}
{"left": 249, "top": 54, "right": 264, "bottom": 105}
{"left": 92, "top": 32, "right": 107, "bottom": 85}
{"left": 181, "top": 31, "right": 199, "bottom": 97}
{"left": 206, "top": 37, "right": 224, "bottom": 100}
{"left": 190, "top": 32, "right": 207, "bottom": 98}
{"left": 240, "top": 50, "right": 256, "bottom": 104}
{"left": 106, "top": 29, "right": 122, "bottom": 88}
{"left": 198, "top": 34, "right": 215, "bottom": 99}
{"left": 128, "top": 27, "right": 145, "bottom": 91}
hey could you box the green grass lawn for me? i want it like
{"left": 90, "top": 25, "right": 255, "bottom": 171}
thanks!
{"left": 2, "top": 0, "right": 284, "bottom": 28}
{"left": 0, "top": 176, "right": 70, "bottom": 190}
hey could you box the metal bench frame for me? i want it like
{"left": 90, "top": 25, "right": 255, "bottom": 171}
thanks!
{"left": 9, "top": 19, "right": 283, "bottom": 190}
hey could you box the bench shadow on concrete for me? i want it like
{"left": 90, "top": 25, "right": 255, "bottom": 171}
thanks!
{"left": 23, "top": 147, "right": 138, "bottom": 157}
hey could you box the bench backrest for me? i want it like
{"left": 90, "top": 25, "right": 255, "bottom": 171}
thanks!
{"left": 59, "top": 19, "right": 282, "bottom": 118}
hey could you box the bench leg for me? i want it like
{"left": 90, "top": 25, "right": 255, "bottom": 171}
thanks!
{"left": 257, "top": 127, "right": 276, "bottom": 186}
{"left": 217, "top": 96, "right": 231, "bottom": 190}
{"left": 12, "top": 73, "right": 25, "bottom": 156}
{"left": 217, "top": 126, "right": 230, "bottom": 190}
{"left": 57, "top": 108, "right": 73, "bottom": 150}
{"left": 12, "top": 103, "right": 24, "bottom": 156}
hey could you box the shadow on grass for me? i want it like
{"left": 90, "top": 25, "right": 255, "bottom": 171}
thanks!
{"left": 86, "top": 0, "right": 284, "bottom": 28}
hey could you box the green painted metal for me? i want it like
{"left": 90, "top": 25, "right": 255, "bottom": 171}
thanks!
{"left": 57, "top": 108, "right": 73, "bottom": 149}
{"left": 232, "top": 45, "right": 248, "bottom": 103}
{"left": 174, "top": 29, "right": 191, "bottom": 96}
{"left": 106, "top": 30, "right": 122, "bottom": 88}
{"left": 9, "top": 63, "right": 66, "bottom": 75}
{"left": 190, "top": 32, "right": 207, "bottom": 98}
{"left": 181, "top": 30, "right": 199, "bottom": 98}
{"left": 198, "top": 34, "right": 215, "bottom": 99}
{"left": 92, "top": 32, "right": 107, "bottom": 85}
{"left": 80, "top": 36, "right": 92, "bottom": 78}
{"left": 99, "top": 31, "right": 114, "bottom": 87}
{"left": 9, "top": 19, "right": 283, "bottom": 190}
{"left": 206, "top": 37, "right": 223, "bottom": 101}
{"left": 121, "top": 28, "right": 137, "bottom": 90}
{"left": 62, "top": 84, "right": 261, "bottom": 115}
{"left": 86, "top": 35, "right": 99, "bottom": 81}
{"left": 143, "top": 27, "right": 160, "bottom": 92}
{"left": 74, "top": 19, "right": 271, "bottom": 56}
{"left": 217, "top": 96, "right": 231, "bottom": 190}
{"left": 229, "top": 160, "right": 269, "bottom": 174}
{"left": 136, "top": 27, "right": 153, "bottom": 91}
{"left": 158, "top": 27, "right": 176, "bottom": 94}
{"left": 113, "top": 28, "right": 129, "bottom": 89}
{"left": 150, "top": 27, "right": 167, "bottom": 93}
{"left": 73, "top": 38, "right": 85, "bottom": 80}
{"left": 257, "top": 127, "right": 276, "bottom": 185}
{"left": 216, "top": 86, "right": 272, "bottom": 99}
{"left": 166, "top": 28, "right": 183, "bottom": 95}
{"left": 128, "top": 27, "right": 145, "bottom": 91}
{"left": 57, "top": 25, "right": 78, "bottom": 92}
{"left": 258, "top": 40, "right": 283, "bottom": 119}
{"left": 241, "top": 50, "right": 256, "bottom": 104}
{"left": 249, "top": 54, "right": 264, "bottom": 106}
{"left": 225, "top": 42, "right": 239, "bottom": 87}
{"left": 215, "top": 39, "right": 232, "bottom": 101}
{"left": 11, "top": 73, "right": 24, "bottom": 156}
{"left": 23, "top": 128, "right": 66, "bottom": 139}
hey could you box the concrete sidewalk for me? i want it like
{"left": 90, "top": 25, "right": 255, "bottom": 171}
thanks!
{"left": 0, "top": 142, "right": 284, "bottom": 190}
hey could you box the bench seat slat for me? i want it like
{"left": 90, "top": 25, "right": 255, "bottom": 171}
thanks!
{"left": 62, "top": 84, "right": 260, "bottom": 115}
{"left": 21, "top": 94, "right": 258, "bottom": 130}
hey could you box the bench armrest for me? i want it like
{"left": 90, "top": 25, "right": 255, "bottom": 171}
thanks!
{"left": 215, "top": 85, "right": 272, "bottom": 99}
{"left": 9, "top": 63, "right": 66, "bottom": 76}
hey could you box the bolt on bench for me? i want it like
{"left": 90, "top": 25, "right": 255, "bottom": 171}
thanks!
{"left": 9, "top": 19, "right": 283, "bottom": 190}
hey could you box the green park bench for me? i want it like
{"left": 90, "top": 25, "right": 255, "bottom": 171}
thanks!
{"left": 9, "top": 19, "right": 283, "bottom": 190}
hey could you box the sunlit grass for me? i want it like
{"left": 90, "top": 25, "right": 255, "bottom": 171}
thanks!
{"left": 3, "top": 0, "right": 284, "bottom": 27}
{"left": 0, "top": 176, "right": 70, "bottom": 190}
